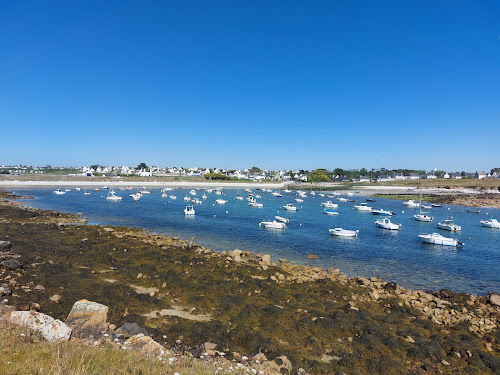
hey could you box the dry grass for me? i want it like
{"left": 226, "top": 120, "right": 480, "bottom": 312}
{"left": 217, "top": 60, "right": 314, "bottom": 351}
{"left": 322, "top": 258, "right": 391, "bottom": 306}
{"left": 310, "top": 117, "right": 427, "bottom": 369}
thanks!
{"left": 0, "top": 320, "right": 240, "bottom": 375}
{"left": 361, "top": 178, "right": 500, "bottom": 189}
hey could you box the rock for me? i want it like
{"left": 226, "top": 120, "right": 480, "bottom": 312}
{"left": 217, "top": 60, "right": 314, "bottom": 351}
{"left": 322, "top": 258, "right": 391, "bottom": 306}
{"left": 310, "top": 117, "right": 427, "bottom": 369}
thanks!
{"left": 9, "top": 311, "right": 71, "bottom": 342}
{"left": 108, "top": 324, "right": 116, "bottom": 331}
{"left": 260, "top": 263, "right": 269, "bottom": 271}
{"left": 0, "top": 241, "right": 12, "bottom": 251}
{"left": 49, "top": 294, "right": 62, "bottom": 303}
{"left": 441, "top": 359, "right": 450, "bottom": 366}
{"left": 488, "top": 293, "right": 500, "bottom": 306}
{"left": 204, "top": 341, "right": 217, "bottom": 351}
{"left": 252, "top": 352, "right": 268, "bottom": 362}
{"left": 355, "top": 276, "right": 370, "bottom": 287}
{"left": 0, "top": 259, "right": 23, "bottom": 270}
{"left": 276, "top": 355, "right": 293, "bottom": 372}
{"left": 261, "top": 254, "right": 271, "bottom": 266}
{"left": 126, "top": 334, "right": 167, "bottom": 358}
{"left": 0, "top": 285, "right": 12, "bottom": 296}
{"left": 116, "top": 322, "right": 149, "bottom": 338}
{"left": 404, "top": 336, "right": 415, "bottom": 344}
{"left": 103, "top": 227, "right": 114, "bottom": 232}
{"left": 66, "top": 299, "right": 109, "bottom": 340}
{"left": 34, "top": 285, "right": 45, "bottom": 291}
{"left": 277, "top": 273, "right": 285, "bottom": 281}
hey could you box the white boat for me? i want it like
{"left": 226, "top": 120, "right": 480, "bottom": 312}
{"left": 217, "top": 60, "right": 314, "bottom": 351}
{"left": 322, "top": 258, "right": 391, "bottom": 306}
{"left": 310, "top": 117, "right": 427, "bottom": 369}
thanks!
{"left": 189, "top": 189, "right": 197, "bottom": 196}
{"left": 318, "top": 193, "right": 325, "bottom": 197}
{"left": 353, "top": 203, "right": 372, "bottom": 211}
{"left": 418, "top": 233, "right": 463, "bottom": 246}
{"left": 371, "top": 209, "right": 394, "bottom": 216}
{"left": 310, "top": 191, "right": 315, "bottom": 196}
{"left": 130, "top": 193, "right": 141, "bottom": 201}
{"left": 329, "top": 228, "right": 359, "bottom": 237}
{"left": 437, "top": 219, "right": 461, "bottom": 232}
{"left": 202, "top": 191, "right": 208, "bottom": 200}
{"left": 192, "top": 198, "right": 202, "bottom": 204}
{"left": 283, "top": 189, "right": 292, "bottom": 193}
{"left": 480, "top": 218, "right": 500, "bottom": 229}
{"left": 375, "top": 218, "right": 402, "bottom": 230}
{"left": 215, "top": 199, "right": 228, "bottom": 204}
{"left": 324, "top": 209, "right": 339, "bottom": 215}
{"left": 139, "top": 189, "right": 150, "bottom": 194}
{"left": 64, "top": 189, "right": 71, "bottom": 192}
{"left": 235, "top": 195, "right": 244, "bottom": 200}
{"left": 53, "top": 189, "right": 66, "bottom": 195}
{"left": 346, "top": 192, "right": 353, "bottom": 196}
{"left": 295, "top": 198, "right": 304, "bottom": 203}
{"left": 184, "top": 205, "right": 195, "bottom": 215}
{"left": 83, "top": 190, "right": 90, "bottom": 195}
{"left": 403, "top": 200, "right": 420, "bottom": 208}
{"left": 248, "top": 201, "right": 263, "bottom": 207}
{"left": 275, "top": 216, "right": 290, "bottom": 223}
{"left": 184, "top": 196, "right": 191, "bottom": 202}
{"left": 259, "top": 220, "right": 286, "bottom": 229}
{"left": 255, "top": 194, "right": 262, "bottom": 199}
{"left": 75, "top": 187, "right": 81, "bottom": 191}
{"left": 169, "top": 195, "right": 177, "bottom": 200}
{"left": 215, "top": 190, "right": 223, "bottom": 195}
{"left": 283, "top": 203, "right": 299, "bottom": 211}
{"left": 337, "top": 197, "right": 348, "bottom": 202}
{"left": 321, "top": 201, "right": 338, "bottom": 209}
{"left": 161, "top": 193, "right": 168, "bottom": 198}
{"left": 244, "top": 188, "right": 252, "bottom": 193}
{"left": 162, "top": 187, "right": 173, "bottom": 192}
{"left": 414, "top": 214, "right": 434, "bottom": 222}
{"left": 271, "top": 191, "right": 282, "bottom": 197}
{"left": 421, "top": 204, "right": 432, "bottom": 209}
{"left": 106, "top": 190, "right": 122, "bottom": 201}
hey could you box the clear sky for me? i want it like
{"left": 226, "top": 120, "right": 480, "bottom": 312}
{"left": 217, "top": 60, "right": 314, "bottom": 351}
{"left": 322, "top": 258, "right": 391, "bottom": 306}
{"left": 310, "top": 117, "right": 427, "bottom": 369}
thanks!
{"left": 1, "top": 1, "right": 499, "bottom": 172}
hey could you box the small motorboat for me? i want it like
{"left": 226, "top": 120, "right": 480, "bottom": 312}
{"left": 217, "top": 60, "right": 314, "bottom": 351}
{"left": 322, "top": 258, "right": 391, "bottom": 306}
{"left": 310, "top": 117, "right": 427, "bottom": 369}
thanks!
{"left": 353, "top": 203, "right": 372, "bottom": 211}
{"left": 275, "top": 216, "right": 290, "bottom": 223}
{"left": 329, "top": 228, "right": 359, "bottom": 237}
{"left": 418, "top": 233, "right": 463, "bottom": 247}
{"left": 321, "top": 201, "right": 338, "bottom": 209}
{"left": 139, "top": 189, "right": 150, "bottom": 194}
{"left": 106, "top": 190, "right": 122, "bottom": 201}
{"left": 192, "top": 198, "right": 202, "bottom": 204}
{"left": 189, "top": 189, "right": 197, "bottom": 196}
{"left": 337, "top": 197, "right": 349, "bottom": 202}
{"left": 324, "top": 209, "right": 339, "bottom": 215}
{"left": 75, "top": 187, "right": 81, "bottom": 191}
{"left": 421, "top": 205, "right": 432, "bottom": 209}
{"left": 271, "top": 191, "right": 282, "bottom": 197}
{"left": 366, "top": 198, "right": 377, "bottom": 202}
{"left": 466, "top": 209, "right": 481, "bottom": 213}
{"left": 437, "top": 219, "right": 461, "bottom": 232}
{"left": 371, "top": 209, "right": 395, "bottom": 216}
{"left": 283, "top": 203, "right": 299, "bottom": 211}
{"left": 431, "top": 204, "right": 442, "bottom": 208}
{"left": 375, "top": 218, "right": 402, "bottom": 230}
{"left": 248, "top": 201, "right": 264, "bottom": 207}
{"left": 184, "top": 196, "right": 191, "bottom": 202}
{"left": 480, "top": 218, "right": 500, "bottom": 229}
{"left": 295, "top": 198, "right": 304, "bottom": 203}
{"left": 184, "top": 205, "right": 195, "bottom": 215}
{"left": 53, "top": 189, "right": 66, "bottom": 195}
{"left": 215, "top": 190, "right": 223, "bottom": 195}
{"left": 283, "top": 189, "right": 292, "bottom": 193}
{"left": 414, "top": 214, "right": 434, "bottom": 222}
{"left": 130, "top": 193, "right": 141, "bottom": 201}
{"left": 259, "top": 220, "right": 286, "bottom": 229}
{"left": 215, "top": 199, "right": 228, "bottom": 204}
{"left": 235, "top": 195, "right": 244, "bottom": 200}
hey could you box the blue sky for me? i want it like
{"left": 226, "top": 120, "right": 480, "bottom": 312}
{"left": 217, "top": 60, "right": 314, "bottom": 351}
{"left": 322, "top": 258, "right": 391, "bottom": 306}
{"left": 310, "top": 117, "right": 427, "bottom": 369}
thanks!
{"left": 1, "top": 1, "right": 499, "bottom": 172}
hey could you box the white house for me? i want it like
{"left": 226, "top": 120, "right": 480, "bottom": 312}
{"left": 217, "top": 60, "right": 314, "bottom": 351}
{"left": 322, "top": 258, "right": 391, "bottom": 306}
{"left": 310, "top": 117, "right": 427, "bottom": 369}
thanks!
{"left": 475, "top": 171, "right": 486, "bottom": 179}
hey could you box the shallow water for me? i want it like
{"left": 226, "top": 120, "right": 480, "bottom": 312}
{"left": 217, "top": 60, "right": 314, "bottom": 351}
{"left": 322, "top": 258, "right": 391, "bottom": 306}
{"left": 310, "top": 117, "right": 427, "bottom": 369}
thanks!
{"left": 13, "top": 187, "right": 500, "bottom": 295}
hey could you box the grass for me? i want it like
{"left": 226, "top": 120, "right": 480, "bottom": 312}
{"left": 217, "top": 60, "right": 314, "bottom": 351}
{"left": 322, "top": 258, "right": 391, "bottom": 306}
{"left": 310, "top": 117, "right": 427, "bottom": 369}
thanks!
{"left": 359, "top": 178, "right": 500, "bottom": 189}
{"left": 0, "top": 320, "right": 243, "bottom": 375}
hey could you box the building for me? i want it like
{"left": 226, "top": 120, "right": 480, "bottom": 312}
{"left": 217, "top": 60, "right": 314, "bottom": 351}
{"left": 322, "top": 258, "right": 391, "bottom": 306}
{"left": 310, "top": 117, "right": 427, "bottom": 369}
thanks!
{"left": 475, "top": 171, "right": 487, "bottom": 179}
{"left": 423, "top": 171, "right": 436, "bottom": 179}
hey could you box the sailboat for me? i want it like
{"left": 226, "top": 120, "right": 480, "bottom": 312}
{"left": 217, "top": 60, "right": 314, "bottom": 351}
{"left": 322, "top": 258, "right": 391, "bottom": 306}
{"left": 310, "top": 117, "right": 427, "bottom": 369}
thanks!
{"left": 413, "top": 185, "right": 434, "bottom": 222}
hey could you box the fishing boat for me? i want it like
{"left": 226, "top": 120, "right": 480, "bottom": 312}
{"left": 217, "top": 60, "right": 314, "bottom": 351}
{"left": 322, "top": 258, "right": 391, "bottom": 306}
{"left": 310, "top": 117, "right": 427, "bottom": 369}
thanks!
{"left": 418, "top": 233, "right": 463, "bottom": 247}
{"left": 106, "top": 190, "right": 122, "bottom": 201}
{"left": 259, "top": 220, "right": 286, "bottom": 229}
{"left": 53, "top": 189, "right": 66, "bottom": 195}
{"left": 366, "top": 198, "right": 377, "bottom": 202}
{"left": 375, "top": 218, "right": 402, "bottom": 230}
{"left": 215, "top": 199, "right": 228, "bottom": 204}
{"left": 353, "top": 203, "right": 372, "bottom": 211}
{"left": 329, "top": 228, "right": 359, "bottom": 237}
{"left": 275, "top": 216, "right": 290, "bottom": 223}
{"left": 283, "top": 203, "right": 299, "bottom": 211}
{"left": 184, "top": 205, "right": 195, "bottom": 215}
{"left": 371, "top": 209, "right": 395, "bottom": 216}
{"left": 437, "top": 219, "right": 461, "bottom": 232}
{"left": 321, "top": 201, "right": 338, "bottom": 209}
{"left": 480, "top": 218, "right": 500, "bottom": 229}
{"left": 324, "top": 209, "right": 339, "bottom": 215}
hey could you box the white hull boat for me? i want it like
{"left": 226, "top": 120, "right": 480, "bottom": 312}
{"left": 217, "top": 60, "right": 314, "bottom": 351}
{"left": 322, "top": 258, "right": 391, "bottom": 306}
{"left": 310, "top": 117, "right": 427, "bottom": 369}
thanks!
{"left": 235, "top": 195, "right": 244, "bottom": 200}
{"left": 169, "top": 195, "right": 177, "bottom": 199}
{"left": 414, "top": 214, "right": 434, "bottom": 222}
{"left": 329, "top": 228, "right": 359, "bottom": 237}
{"left": 418, "top": 233, "right": 463, "bottom": 246}
{"left": 189, "top": 189, "right": 197, "bottom": 196}
{"left": 321, "top": 201, "right": 338, "bottom": 209}
{"left": 337, "top": 197, "right": 348, "bottom": 202}
{"left": 375, "top": 218, "right": 402, "bottom": 230}
{"left": 248, "top": 201, "right": 263, "bottom": 207}
{"left": 403, "top": 200, "right": 420, "bottom": 208}
{"left": 184, "top": 196, "right": 191, "bottom": 202}
{"left": 324, "top": 209, "right": 339, "bottom": 215}
{"left": 259, "top": 220, "right": 286, "bottom": 229}
{"left": 437, "top": 219, "right": 461, "bottom": 232}
{"left": 106, "top": 191, "right": 122, "bottom": 201}
{"left": 184, "top": 205, "right": 195, "bottom": 215}
{"left": 275, "top": 216, "right": 290, "bottom": 223}
{"left": 130, "top": 193, "right": 141, "bottom": 201}
{"left": 480, "top": 218, "right": 500, "bottom": 228}
{"left": 192, "top": 198, "right": 202, "bottom": 204}
{"left": 283, "top": 203, "right": 299, "bottom": 211}
{"left": 215, "top": 199, "right": 228, "bottom": 204}
{"left": 371, "top": 209, "right": 395, "bottom": 216}
{"left": 295, "top": 198, "right": 304, "bottom": 203}
{"left": 353, "top": 203, "right": 372, "bottom": 211}
{"left": 53, "top": 189, "right": 66, "bottom": 195}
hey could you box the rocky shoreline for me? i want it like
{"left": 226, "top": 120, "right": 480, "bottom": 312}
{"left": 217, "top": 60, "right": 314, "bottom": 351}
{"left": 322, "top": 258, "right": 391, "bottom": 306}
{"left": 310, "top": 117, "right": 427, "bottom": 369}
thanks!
{"left": 1, "top": 191, "right": 499, "bottom": 374}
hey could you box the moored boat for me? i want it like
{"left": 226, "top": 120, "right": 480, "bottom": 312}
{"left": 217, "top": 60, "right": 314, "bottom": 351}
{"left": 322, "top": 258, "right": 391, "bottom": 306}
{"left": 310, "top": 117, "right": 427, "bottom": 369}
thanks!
{"left": 275, "top": 216, "right": 290, "bottom": 223}
{"left": 371, "top": 209, "right": 395, "bottom": 216}
{"left": 324, "top": 209, "right": 339, "bottom": 215}
{"left": 321, "top": 201, "right": 338, "bottom": 209}
{"left": 329, "top": 228, "right": 359, "bottom": 237}
{"left": 259, "top": 220, "right": 286, "bottom": 229}
{"left": 480, "top": 218, "right": 500, "bottom": 229}
{"left": 418, "top": 233, "right": 463, "bottom": 246}
{"left": 437, "top": 219, "right": 461, "bottom": 232}
{"left": 403, "top": 200, "right": 420, "bottom": 208}
{"left": 283, "top": 203, "right": 299, "bottom": 211}
{"left": 184, "top": 205, "right": 195, "bottom": 215}
{"left": 215, "top": 199, "right": 228, "bottom": 204}
{"left": 53, "top": 189, "right": 66, "bottom": 195}
{"left": 375, "top": 218, "right": 402, "bottom": 230}
{"left": 353, "top": 203, "right": 372, "bottom": 211}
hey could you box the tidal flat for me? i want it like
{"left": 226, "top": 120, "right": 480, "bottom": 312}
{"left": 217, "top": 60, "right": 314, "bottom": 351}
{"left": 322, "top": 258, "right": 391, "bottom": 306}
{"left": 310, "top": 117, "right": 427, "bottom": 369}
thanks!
{"left": 1, "top": 191, "right": 499, "bottom": 374}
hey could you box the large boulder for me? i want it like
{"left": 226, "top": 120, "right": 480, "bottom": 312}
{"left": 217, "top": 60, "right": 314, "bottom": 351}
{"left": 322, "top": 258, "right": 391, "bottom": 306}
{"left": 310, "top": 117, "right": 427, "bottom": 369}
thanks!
{"left": 9, "top": 311, "right": 71, "bottom": 342}
{"left": 0, "top": 259, "right": 23, "bottom": 270}
{"left": 116, "top": 322, "right": 149, "bottom": 338}
{"left": 489, "top": 293, "right": 500, "bottom": 307}
{"left": 0, "top": 241, "right": 12, "bottom": 251}
{"left": 65, "top": 300, "right": 109, "bottom": 339}
{"left": 125, "top": 334, "right": 168, "bottom": 358}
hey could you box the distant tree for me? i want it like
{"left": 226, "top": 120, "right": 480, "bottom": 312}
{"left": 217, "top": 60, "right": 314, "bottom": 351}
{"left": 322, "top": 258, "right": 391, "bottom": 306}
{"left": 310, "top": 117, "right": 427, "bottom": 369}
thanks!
{"left": 204, "top": 172, "right": 231, "bottom": 180}
{"left": 359, "top": 168, "right": 368, "bottom": 176}
{"left": 137, "top": 162, "right": 149, "bottom": 170}
{"left": 435, "top": 170, "right": 445, "bottom": 177}
{"left": 491, "top": 168, "right": 500, "bottom": 174}
{"left": 461, "top": 171, "right": 466, "bottom": 176}
{"left": 309, "top": 169, "right": 331, "bottom": 182}
{"left": 333, "top": 168, "right": 345, "bottom": 177}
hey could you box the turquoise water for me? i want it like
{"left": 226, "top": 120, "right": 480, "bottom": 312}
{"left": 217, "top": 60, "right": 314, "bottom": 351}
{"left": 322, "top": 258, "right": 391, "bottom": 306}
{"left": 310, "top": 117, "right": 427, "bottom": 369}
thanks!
{"left": 12, "top": 187, "right": 500, "bottom": 295}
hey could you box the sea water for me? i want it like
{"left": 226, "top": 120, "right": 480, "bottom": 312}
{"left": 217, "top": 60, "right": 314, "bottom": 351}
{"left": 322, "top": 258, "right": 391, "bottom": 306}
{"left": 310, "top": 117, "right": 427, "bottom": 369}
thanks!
{"left": 12, "top": 187, "right": 500, "bottom": 295}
